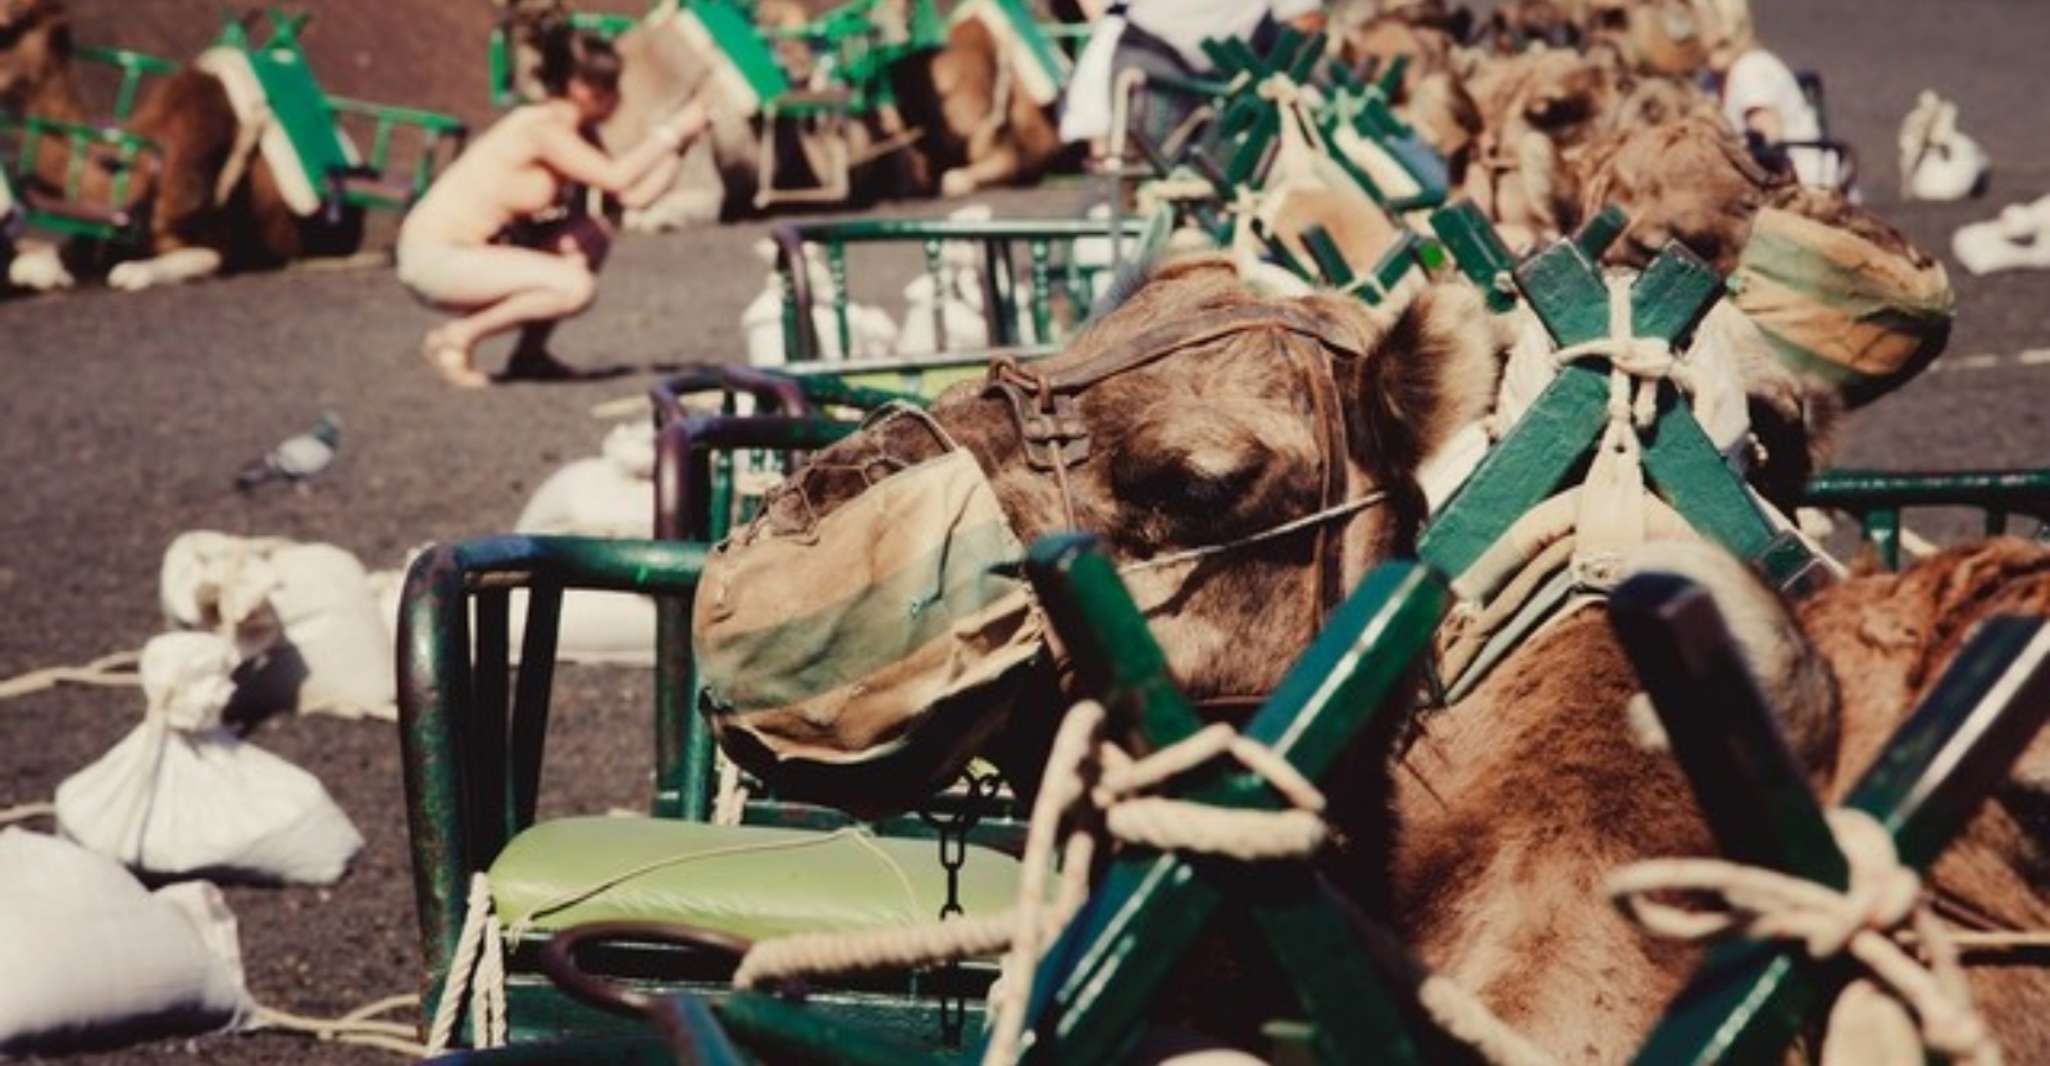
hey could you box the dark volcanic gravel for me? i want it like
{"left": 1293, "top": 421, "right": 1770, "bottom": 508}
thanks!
{"left": 5, "top": 0, "right": 2050, "bottom": 1063}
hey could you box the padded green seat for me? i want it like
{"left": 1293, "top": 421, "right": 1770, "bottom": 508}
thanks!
{"left": 489, "top": 816, "right": 1022, "bottom": 943}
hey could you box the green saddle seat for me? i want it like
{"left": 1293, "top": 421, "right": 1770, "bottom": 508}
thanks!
{"left": 489, "top": 816, "right": 1022, "bottom": 944}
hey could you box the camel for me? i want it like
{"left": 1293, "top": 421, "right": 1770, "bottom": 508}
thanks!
{"left": 1327, "top": 5, "right": 1483, "bottom": 181}
{"left": 694, "top": 257, "right": 2043, "bottom": 1059}
{"left": 496, "top": 0, "right": 1069, "bottom": 231}
{"left": 0, "top": 0, "right": 376, "bottom": 292}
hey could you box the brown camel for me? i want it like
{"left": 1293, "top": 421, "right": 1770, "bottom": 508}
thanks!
{"left": 0, "top": 0, "right": 368, "bottom": 291}
{"left": 698, "top": 260, "right": 2042, "bottom": 1059}
{"left": 497, "top": 0, "right": 1069, "bottom": 230}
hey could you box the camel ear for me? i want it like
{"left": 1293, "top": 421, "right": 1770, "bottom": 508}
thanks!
{"left": 1333, "top": 283, "right": 1503, "bottom": 486}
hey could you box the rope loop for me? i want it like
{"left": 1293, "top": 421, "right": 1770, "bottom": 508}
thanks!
{"left": 729, "top": 700, "right": 1332, "bottom": 1065}
{"left": 1607, "top": 807, "right": 1999, "bottom": 1065}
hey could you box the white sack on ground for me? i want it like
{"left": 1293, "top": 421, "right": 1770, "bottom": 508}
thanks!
{"left": 0, "top": 829, "right": 252, "bottom": 1055}
{"left": 1898, "top": 90, "right": 1988, "bottom": 202}
{"left": 54, "top": 632, "right": 364, "bottom": 885}
{"left": 1953, "top": 194, "right": 2050, "bottom": 276}
{"left": 160, "top": 531, "right": 396, "bottom": 718}
{"left": 515, "top": 421, "right": 658, "bottom": 539}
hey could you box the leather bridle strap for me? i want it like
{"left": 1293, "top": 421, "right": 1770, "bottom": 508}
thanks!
{"left": 985, "top": 300, "right": 1374, "bottom": 623}
{"left": 1035, "top": 303, "right": 1369, "bottom": 394}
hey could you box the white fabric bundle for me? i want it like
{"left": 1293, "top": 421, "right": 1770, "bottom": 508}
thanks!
{"left": 1952, "top": 194, "right": 2050, "bottom": 277}
{"left": 1898, "top": 91, "right": 1988, "bottom": 203}
{"left": 0, "top": 829, "right": 252, "bottom": 1055}
{"left": 53, "top": 632, "right": 363, "bottom": 885}
{"left": 160, "top": 531, "right": 396, "bottom": 719}
{"left": 514, "top": 421, "right": 658, "bottom": 539}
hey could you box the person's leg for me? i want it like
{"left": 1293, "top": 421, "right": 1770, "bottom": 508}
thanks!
{"left": 506, "top": 218, "right": 613, "bottom": 379}
{"left": 399, "top": 242, "right": 597, "bottom": 387}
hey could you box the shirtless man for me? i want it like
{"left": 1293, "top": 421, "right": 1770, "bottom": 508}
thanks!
{"left": 397, "top": 30, "right": 706, "bottom": 387}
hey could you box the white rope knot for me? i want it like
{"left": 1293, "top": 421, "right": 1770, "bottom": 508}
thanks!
{"left": 1606, "top": 807, "right": 1999, "bottom": 1065}
{"left": 1256, "top": 73, "right": 1301, "bottom": 106}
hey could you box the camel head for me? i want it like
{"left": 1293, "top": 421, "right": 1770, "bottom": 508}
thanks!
{"left": 1583, "top": 0, "right": 1711, "bottom": 77}
{"left": 694, "top": 257, "right": 1502, "bottom": 806}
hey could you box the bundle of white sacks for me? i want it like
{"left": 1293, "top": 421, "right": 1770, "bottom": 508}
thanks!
{"left": 0, "top": 630, "right": 363, "bottom": 1053}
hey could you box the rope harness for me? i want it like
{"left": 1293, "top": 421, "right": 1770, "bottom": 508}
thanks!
{"left": 1437, "top": 278, "right": 1703, "bottom": 701}
{"left": 1609, "top": 807, "right": 1999, "bottom": 1065}
{"left": 729, "top": 699, "right": 1332, "bottom": 1065}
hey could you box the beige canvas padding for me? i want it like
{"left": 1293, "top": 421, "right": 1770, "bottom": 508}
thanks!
{"left": 694, "top": 434, "right": 1046, "bottom": 813}
{"left": 194, "top": 47, "right": 320, "bottom": 217}
{"left": 1731, "top": 206, "right": 1954, "bottom": 404}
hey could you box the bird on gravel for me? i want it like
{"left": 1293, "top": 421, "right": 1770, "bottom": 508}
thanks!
{"left": 235, "top": 413, "right": 342, "bottom": 491}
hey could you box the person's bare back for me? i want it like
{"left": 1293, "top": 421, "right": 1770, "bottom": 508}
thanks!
{"left": 402, "top": 103, "right": 583, "bottom": 248}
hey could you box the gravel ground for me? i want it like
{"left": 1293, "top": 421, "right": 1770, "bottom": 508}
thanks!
{"left": 5, "top": 1, "right": 2050, "bottom": 1063}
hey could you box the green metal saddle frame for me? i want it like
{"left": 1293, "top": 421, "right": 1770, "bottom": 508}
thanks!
{"left": 0, "top": 46, "right": 175, "bottom": 245}
{"left": 397, "top": 533, "right": 1026, "bottom": 1053}
{"left": 1609, "top": 571, "right": 2050, "bottom": 1064}
{"left": 768, "top": 214, "right": 1146, "bottom": 389}
{"left": 1418, "top": 205, "right": 1827, "bottom": 595}
{"left": 212, "top": 11, "right": 467, "bottom": 221}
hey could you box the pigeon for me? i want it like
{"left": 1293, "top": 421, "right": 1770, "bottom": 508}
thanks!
{"left": 236, "top": 412, "right": 341, "bottom": 491}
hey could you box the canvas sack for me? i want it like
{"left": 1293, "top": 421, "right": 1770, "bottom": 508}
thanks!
{"left": 54, "top": 632, "right": 364, "bottom": 884}
{"left": 0, "top": 829, "right": 252, "bottom": 1055}
{"left": 1730, "top": 206, "right": 1955, "bottom": 407}
{"left": 160, "top": 532, "right": 396, "bottom": 718}
{"left": 693, "top": 406, "right": 1045, "bottom": 814}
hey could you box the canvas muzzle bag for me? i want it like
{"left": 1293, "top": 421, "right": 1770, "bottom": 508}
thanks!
{"left": 693, "top": 406, "right": 1046, "bottom": 814}
{"left": 1730, "top": 206, "right": 1955, "bottom": 407}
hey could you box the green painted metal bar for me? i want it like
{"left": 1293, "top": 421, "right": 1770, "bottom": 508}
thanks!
{"left": 1006, "top": 539, "right": 1448, "bottom": 1065}
{"left": 1024, "top": 534, "right": 1204, "bottom": 748}
{"left": 73, "top": 46, "right": 177, "bottom": 122}
{"left": 1417, "top": 367, "right": 1608, "bottom": 578}
{"left": 1631, "top": 614, "right": 2050, "bottom": 1065}
{"left": 1224, "top": 108, "right": 1280, "bottom": 190}
{"left": 1640, "top": 400, "right": 1775, "bottom": 561}
{"left": 400, "top": 536, "right": 710, "bottom": 997}
{"left": 509, "top": 581, "right": 563, "bottom": 830}
{"left": 1028, "top": 238, "right": 1053, "bottom": 346}
{"left": 1301, "top": 224, "right": 1355, "bottom": 290}
{"left": 714, "top": 993, "right": 952, "bottom": 1066}
{"left": 473, "top": 587, "right": 514, "bottom": 858}
{"left": 1848, "top": 616, "right": 2050, "bottom": 866}
{"left": 1428, "top": 201, "right": 1518, "bottom": 312}
{"left": 1608, "top": 575, "right": 1847, "bottom": 882}
{"left": 829, "top": 241, "right": 852, "bottom": 360}
{"left": 1287, "top": 33, "right": 1326, "bottom": 84}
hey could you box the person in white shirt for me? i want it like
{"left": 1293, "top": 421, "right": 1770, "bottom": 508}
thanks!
{"left": 1061, "top": 0, "right": 1326, "bottom": 151}
{"left": 1702, "top": 0, "right": 1841, "bottom": 190}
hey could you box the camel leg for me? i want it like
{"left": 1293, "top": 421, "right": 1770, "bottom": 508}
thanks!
{"left": 6, "top": 239, "right": 74, "bottom": 291}
{"left": 107, "top": 246, "right": 224, "bottom": 291}
{"left": 939, "top": 142, "right": 1021, "bottom": 199}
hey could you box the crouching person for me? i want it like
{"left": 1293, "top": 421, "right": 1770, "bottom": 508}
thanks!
{"left": 396, "top": 28, "right": 706, "bottom": 387}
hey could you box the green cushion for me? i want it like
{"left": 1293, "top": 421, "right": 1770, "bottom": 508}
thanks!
{"left": 489, "top": 816, "right": 1022, "bottom": 943}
